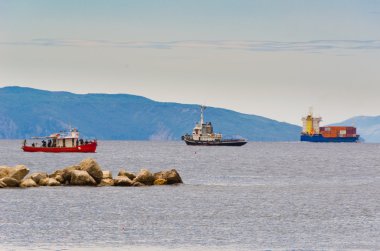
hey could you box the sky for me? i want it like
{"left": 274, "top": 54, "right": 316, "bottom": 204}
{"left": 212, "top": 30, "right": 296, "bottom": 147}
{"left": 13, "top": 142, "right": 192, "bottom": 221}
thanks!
{"left": 1, "top": 0, "right": 380, "bottom": 125}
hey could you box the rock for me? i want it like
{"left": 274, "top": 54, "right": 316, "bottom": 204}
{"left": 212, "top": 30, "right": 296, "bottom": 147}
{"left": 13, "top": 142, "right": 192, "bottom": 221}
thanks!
{"left": 99, "top": 178, "right": 114, "bottom": 186}
{"left": 133, "top": 169, "right": 154, "bottom": 185}
{"left": 113, "top": 176, "right": 133, "bottom": 186}
{"left": 20, "top": 178, "right": 38, "bottom": 188}
{"left": 49, "top": 170, "right": 64, "bottom": 183}
{"left": 0, "top": 180, "right": 7, "bottom": 188}
{"left": 132, "top": 181, "right": 146, "bottom": 187}
{"left": 102, "top": 170, "right": 113, "bottom": 179}
{"left": 118, "top": 169, "right": 136, "bottom": 180}
{"left": 39, "top": 177, "right": 61, "bottom": 186}
{"left": 0, "top": 177, "right": 20, "bottom": 187}
{"left": 38, "top": 177, "right": 49, "bottom": 186}
{"left": 153, "top": 178, "right": 168, "bottom": 185}
{"left": 70, "top": 170, "right": 97, "bottom": 186}
{"left": 0, "top": 166, "right": 10, "bottom": 179}
{"left": 8, "top": 165, "right": 29, "bottom": 181}
{"left": 49, "top": 169, "right": 63, "bottom": 177}
{"left": 54, "top": 174, "right": 65, "bottom": 184}
{"left": 0, "top": 158, "right": 185, "bottom": 189}
{"left": 154, "top": 169, "right": 183, "bottom": 185}
{"left": 0, "top": 165, "right": 30, "bottom": 181}
{"left": 79, "top": 159, "right": 103, "bottom": 184}
{"left": 29, "top": 172, "right": 48, "bottom": 184}
{"left": 62, "top": 165, "right": 81, "bottom": 183}
{"left": 46, "top": 178, "right": 61, "bottom": 186}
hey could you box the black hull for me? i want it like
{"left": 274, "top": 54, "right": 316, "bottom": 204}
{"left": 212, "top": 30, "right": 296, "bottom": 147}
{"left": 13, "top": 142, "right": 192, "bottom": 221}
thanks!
{"left": 183, "top": 139, "right": 247, "bottom": 146}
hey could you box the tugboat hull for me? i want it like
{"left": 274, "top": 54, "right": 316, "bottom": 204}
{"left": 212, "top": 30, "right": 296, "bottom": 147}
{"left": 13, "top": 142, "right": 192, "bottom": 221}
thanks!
{"left": 22, "top": 142, "right": 97, "bottom": 153}
{"left": 184, "top": 138, "right": 247, "bottom": 146}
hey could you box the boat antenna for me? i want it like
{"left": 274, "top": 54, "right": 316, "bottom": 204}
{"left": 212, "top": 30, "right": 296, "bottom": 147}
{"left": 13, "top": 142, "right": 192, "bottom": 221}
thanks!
{"left": 200, "top": 105, "right": 207, "bottom": 125}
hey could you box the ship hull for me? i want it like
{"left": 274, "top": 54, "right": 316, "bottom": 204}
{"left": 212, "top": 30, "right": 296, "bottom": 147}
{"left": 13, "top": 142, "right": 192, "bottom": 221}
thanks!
{"left": 183, "top": 138, "right": 247, "bottom": 146}
{"left": 22, "top": 142, "right": 97, "bottom": 153}
{"left": 300, "top": 134, "right": 359, "bottom": 143}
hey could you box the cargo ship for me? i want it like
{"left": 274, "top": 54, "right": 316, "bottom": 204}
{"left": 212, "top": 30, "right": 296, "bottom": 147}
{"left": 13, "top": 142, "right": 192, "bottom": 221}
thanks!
{"left": 182, "top": 106, "right": 247, "bottom": 146}
{"left": 300, "top": 111, "right": 359, "bottom": 143}
{"left": 22, "top": 128, "right": 97, "bottom": 153}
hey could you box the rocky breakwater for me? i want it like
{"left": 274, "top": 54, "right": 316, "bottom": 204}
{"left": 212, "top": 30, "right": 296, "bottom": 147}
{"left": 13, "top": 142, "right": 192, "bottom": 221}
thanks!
{"left": 0, "top": 158, "right": 183, "bottom": 188}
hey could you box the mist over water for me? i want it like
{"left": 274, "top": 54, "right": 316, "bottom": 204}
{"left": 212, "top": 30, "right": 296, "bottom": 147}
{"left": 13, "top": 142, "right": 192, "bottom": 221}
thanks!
{"left": 0, "top": 140, "right": 379, "bottom": 250}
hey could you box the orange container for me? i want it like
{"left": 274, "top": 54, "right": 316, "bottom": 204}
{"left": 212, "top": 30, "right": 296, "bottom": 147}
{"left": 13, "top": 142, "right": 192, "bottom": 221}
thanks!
{"left": 320, "top": 126, "right": 357, "bottom": 138}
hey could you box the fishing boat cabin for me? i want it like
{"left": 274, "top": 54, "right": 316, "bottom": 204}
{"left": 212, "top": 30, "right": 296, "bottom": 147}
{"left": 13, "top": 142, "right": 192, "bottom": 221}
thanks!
{"left": 22, "top": 128, "right": 97, "bottom": 153}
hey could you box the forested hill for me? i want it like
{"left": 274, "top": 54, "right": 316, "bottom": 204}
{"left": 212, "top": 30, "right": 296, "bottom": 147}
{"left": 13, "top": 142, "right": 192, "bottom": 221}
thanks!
{"left": 0, "top": 86, "right": 301, "bottom": 141}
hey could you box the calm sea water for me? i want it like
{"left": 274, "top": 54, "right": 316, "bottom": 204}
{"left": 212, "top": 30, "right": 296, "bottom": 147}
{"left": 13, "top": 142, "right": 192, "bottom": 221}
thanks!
{"left": 0, "top": 140, "right": 379, "bottom": 250}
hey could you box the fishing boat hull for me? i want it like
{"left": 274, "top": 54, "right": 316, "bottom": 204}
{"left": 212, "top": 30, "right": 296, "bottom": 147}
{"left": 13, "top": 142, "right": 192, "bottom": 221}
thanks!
{"left": 183, "top": 138, "right": 247, "bottom": 146}
{"left": 22, "top": 142, "right": 97, "bottom": 153}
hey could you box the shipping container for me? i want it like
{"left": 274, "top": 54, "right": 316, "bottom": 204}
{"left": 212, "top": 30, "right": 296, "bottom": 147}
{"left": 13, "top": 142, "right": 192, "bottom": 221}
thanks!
{"left": 321, "top": 131, "right": 337, "bottom": 138}
{"left": 346, "top": 127, "right": 356, "bottom": 134}
{"left": 320, "top": 126, "right": 356, "bottom": 135}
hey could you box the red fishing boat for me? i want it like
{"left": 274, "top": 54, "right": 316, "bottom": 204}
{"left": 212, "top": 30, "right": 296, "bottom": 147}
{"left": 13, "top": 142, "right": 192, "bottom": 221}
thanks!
{"left": 22, "top": 128, "right": 97, "bottom": 153}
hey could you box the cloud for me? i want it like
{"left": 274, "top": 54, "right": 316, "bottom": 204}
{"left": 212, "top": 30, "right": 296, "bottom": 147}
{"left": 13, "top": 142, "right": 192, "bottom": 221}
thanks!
{"left": 1, "top": 39, "right": 380, "bottom": 53}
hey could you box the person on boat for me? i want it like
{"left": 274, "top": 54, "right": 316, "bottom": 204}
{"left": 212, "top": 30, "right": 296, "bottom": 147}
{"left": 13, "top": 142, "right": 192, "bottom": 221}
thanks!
{"left": 42, "top": 140, "right": 46, "bottom": 147}
{"left": 23, "top": 139, "right": 26, "bottom": 146}
{"left": 76, "top": 139, "right": 79, "bottom": 147}
{"left": 48, "top": 140, "right": 52, "bottom": 147}
{"left": 85, "top": 140, "right": 89, "bottom": 145}
{"left": 79, "top": 139, "right": 84, "bottom": 145}
{"left": 32, "top": 143, "right": 35, "bottom": 147}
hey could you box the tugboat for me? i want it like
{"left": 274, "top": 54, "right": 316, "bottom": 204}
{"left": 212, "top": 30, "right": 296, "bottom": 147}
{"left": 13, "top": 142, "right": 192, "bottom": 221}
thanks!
{"left": 22, "top": 128, "right": 97, "bottom": 153}
{"left": 182, "top": 106, "right": 247, "bottom": 146}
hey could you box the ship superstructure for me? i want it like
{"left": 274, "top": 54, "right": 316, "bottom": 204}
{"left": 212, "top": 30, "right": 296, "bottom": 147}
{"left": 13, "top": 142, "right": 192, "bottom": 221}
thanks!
{"left": 302, "top": 111, "right": 322, "bottom": 136}
{"left": 182, "top": 106, "right": 247, "bottom": 146}
{"left": 190, "top": 106, "right": 222, "bottom": 142}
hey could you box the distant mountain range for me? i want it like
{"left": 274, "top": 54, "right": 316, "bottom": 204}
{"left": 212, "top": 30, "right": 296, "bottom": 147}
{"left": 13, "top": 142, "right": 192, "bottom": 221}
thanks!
{"left": 0, "top": 86, "right": 301, "bottom": 141}
{"left": 332, "top": 116, "right": 380, "bottom": 143}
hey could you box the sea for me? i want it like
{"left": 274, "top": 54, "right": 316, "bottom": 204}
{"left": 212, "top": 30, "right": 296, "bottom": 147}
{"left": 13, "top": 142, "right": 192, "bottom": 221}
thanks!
{"left": 0, "top": 140, "right": 379, "bottom": 250}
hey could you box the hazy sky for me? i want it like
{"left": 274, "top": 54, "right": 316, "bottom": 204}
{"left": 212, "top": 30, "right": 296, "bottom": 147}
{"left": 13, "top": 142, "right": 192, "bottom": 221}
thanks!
{"left": 1, "top": 0, "right": 380, "bottom": 125}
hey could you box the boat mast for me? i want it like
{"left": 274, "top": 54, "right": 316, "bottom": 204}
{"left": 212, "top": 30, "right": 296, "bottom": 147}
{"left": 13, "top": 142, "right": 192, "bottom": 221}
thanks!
{"left": 308, "top": 106, "right": 313, "bottom": 117}
{"left": 200, "top": 105, "right": 206, "bottom": 125}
